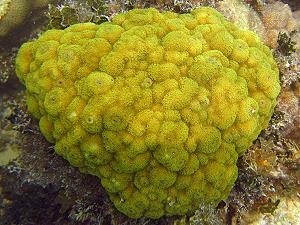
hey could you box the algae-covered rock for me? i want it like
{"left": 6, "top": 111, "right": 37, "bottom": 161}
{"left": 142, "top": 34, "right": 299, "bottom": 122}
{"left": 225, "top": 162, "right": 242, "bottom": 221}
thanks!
{"left": 0, "top": 0, "right": 50, "bottom": 37}
{"left": 15, "top": 7, "right": 280, "bottom": 219}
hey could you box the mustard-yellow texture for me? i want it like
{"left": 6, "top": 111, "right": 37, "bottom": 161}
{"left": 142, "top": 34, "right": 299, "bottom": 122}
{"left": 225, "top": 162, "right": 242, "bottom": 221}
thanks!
{"left": 15, "top": 7, "right": 280, "bottom": 219}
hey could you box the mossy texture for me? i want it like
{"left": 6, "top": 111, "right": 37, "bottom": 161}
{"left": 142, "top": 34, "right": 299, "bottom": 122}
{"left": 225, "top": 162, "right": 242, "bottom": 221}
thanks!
{"left": 0, "top": 0, "right": 50, "bottom": 36}
{"left": 15, "top": 7, "right": 280, "bottom": 219}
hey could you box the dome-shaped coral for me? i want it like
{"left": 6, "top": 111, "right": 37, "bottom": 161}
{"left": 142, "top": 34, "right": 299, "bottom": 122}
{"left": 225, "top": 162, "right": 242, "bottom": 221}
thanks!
{"left": 15, "top": 7, "right": 280, "bottom": 219}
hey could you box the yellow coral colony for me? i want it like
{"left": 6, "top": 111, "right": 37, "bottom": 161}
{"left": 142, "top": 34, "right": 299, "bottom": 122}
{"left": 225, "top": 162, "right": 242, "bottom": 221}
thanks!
{"left": 15, "top": 8, "right": 280, "bottom": 219}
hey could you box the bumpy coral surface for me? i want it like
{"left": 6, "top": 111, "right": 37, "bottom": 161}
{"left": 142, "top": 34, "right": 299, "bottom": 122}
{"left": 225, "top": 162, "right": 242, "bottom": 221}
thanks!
{"left": 15, "top": 7, "right": 280, "bottom": 219}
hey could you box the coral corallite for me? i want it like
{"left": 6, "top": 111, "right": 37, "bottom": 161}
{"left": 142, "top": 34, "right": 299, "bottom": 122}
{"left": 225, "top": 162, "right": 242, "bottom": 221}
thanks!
{"left": 15, "top": 7, "right": 280, "bottom": 219}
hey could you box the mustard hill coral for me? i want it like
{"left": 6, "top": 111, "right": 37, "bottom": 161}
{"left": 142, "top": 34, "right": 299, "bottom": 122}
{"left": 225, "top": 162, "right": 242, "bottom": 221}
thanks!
{"left": 15, "top": 7, "right": 280, "bottom": 219}
{"left": 0, "top": 0, "right": 50, "bottom": 37}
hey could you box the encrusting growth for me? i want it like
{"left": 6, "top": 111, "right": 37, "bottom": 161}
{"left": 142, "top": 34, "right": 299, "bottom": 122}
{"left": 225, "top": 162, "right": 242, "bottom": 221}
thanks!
{"left": 15, "top": 7, "right": 280, "bottom": 219}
